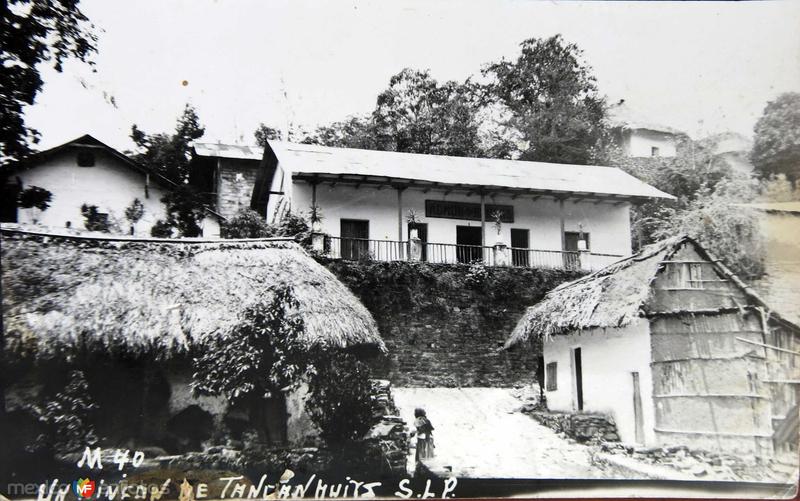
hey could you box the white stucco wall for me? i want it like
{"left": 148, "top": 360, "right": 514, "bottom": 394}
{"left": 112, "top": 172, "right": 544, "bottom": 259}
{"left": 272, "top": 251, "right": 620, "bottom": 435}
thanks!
{"left": 625, "top": 130, "right": 678, "bottom": 158}
{"left": 542, "top": 319, "right": 656, "bottom": 445}
{"left": 14, "top": 148, "right": 221, "bottom": 238}
{"left": 288, "top": 181, "right": 633, "bottom": 257}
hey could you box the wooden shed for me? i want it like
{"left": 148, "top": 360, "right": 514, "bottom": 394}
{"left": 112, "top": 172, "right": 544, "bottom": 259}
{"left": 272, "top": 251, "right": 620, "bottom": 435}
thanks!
{"left": 506, "top": 236, "right": 799, "bottom": 458}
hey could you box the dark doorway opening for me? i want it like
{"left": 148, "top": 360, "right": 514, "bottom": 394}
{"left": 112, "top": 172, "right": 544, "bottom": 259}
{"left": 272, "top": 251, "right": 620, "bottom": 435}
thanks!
{"left": 409, "top": 222, "right": 428, "bottom": 261}
{"left": 511, "top": 228, "right": 530, "bottom": 266}
{"left": 563, "top": 231, "right": 590, "bottom": 269}
{"left": 340, "top": 219, "right": 369, "bottom": 260}
{"left": 573, "top": 347, "right": 584, "bottom": 411}
{"left": 456, "top": 225, "right": 482, "bottom": 263}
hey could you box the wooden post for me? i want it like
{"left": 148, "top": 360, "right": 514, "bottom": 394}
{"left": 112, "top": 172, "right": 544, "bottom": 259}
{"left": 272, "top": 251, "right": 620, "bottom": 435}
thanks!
{"left": 559, "top": 198, "right": 566, "bottom": 250}
{"left": 480, "top": 191, "right": 486, "bottom": 247}
{"left": 311, "top": 181, "right": 317, "bottom": 209}
{"left": 397, "top": 187, "right": 404, "bottom": 241}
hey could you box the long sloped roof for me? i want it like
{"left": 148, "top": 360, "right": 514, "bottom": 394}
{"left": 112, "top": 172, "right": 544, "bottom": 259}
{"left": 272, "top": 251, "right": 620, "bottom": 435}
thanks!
{"left": 192, "top": 141, "right": 674, "bottom": 201}
{"left": 505, "top": 236, "right": 799, "bottom": 346}
{"left": 2, "top": 228, "right": 384, "bottom": 358}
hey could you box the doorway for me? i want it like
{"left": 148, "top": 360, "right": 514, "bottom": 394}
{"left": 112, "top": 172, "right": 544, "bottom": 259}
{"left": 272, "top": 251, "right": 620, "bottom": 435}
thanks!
{"left": 340, "top": 219, "right": 369, "bottom": 260}
{"left": 456, "top": 225, "right": 482, "bottom": 263}
{"left": 573, "top": 347, "right": 584, "bottom": 411}
{"left": 511, "top": 228, "right": 530, "bottom": 266}
{"left": 563, "top": 232, "right": 590, "bottom": 269}
{"left": 409, "top": 222, "right": 428, "bottom": 261}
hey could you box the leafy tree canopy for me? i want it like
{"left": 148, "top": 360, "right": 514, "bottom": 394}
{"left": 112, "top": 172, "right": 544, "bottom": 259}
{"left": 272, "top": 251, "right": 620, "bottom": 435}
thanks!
{"left": 297, "top": 69, "right": 485, "bottom": 158}
{"left": 1, "top": 0, "right": 97, "bottom": 162}
{"left": 482, "top": 35, "right": 607, "bottom": 164}
{"left": 751, "top": 92, "right": 800, "bottom": 188}
{"left": 131, "top": 104, "right": 205, "bottom": 184}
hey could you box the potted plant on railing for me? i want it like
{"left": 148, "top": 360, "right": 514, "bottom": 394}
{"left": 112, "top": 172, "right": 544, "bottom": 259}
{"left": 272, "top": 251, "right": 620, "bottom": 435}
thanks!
{"left": 406, "top": 209, "right": 423, "bottom": 239}
{"left": 309, "top": 204, "right": 324, "bottom": 233}
{"left": 490, "top": 210, "right": 506, "bottom": 245}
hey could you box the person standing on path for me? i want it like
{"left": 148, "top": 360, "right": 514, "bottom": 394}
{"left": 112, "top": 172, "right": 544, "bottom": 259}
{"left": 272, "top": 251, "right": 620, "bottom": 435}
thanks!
{"left": 414, "top": 407, "right": 435, "bottom": 462}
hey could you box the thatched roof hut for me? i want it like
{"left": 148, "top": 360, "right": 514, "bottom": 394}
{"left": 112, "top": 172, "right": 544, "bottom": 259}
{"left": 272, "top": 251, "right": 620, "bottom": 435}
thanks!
{"left": 505, "top": 235, "right": 792, "bottom": 346}
{"left": 2, "top": 228, "right": 384, "bottom": 358}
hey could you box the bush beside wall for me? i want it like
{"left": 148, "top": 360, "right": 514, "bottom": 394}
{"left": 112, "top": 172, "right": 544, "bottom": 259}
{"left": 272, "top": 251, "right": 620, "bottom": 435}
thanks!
{"left": 317, "top": 259, "right": 584, "bottom": 387}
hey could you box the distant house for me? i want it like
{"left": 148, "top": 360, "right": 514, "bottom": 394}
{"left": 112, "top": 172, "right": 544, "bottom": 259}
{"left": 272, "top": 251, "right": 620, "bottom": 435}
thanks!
{"left": 2, "top": 228, "right": 383, "bottom": 456}
{"left": 506, "top": 236, "right": 799, "bottom": 458}
{"left": 701, "top": 131, "right": 754, "bottom": 175}
{"left": 608, "top": 104, "right": 685, "bottom": 158}
{"left": 1, "top": 135, "right": 222, "bottom": 237}
{"left": 233, "top": 141, "right": 673, "bottom": 270}
{"left": 746, "top": 202, "right": 800, "bottom": 326}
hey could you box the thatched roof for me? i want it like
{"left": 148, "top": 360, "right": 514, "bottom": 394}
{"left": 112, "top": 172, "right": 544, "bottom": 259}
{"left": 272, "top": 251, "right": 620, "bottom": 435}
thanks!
{"left": 505, "top": 235, "right": 798, "bottom": 347}
{"left": 2, "top": 228, "right": 384, "bottom": 358}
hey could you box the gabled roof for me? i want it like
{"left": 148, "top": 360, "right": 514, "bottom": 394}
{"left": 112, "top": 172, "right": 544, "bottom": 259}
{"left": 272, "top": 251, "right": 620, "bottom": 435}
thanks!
{"left": 1, "top": 227, "right": 384, "bottom": 358}
{"left": 505, "top": 236, "right": 799, "bottom": 346}
{"left": 14, "top": 134, "right": 165, "bottom": 182}
{"left": 194, "top": 140, "right": 675, "bottom": 202}
{"left": 11, "top": 134, "right": 225, "bottom": 221}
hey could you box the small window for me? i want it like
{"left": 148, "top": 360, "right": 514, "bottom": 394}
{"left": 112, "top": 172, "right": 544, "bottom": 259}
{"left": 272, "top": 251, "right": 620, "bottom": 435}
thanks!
{"left": 77, "top": 150, "right": 96, "bottom": 167}
{"left": 545, "top": 362, "right": 558, "bottom": 391}
{"left": 651, "top": 146, "right": 660, "bottom": 157}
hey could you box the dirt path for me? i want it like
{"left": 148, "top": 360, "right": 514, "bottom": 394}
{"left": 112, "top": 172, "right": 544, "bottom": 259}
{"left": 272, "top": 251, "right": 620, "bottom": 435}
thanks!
{"left": 393, "top": 387, "right": 611, "bottom": 479}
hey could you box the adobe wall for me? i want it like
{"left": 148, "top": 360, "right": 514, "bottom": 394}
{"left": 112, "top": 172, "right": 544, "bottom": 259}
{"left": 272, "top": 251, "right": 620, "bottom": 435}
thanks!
{"left": 319, "top": 259, "right": 583, "bottom": 387}
{"left": 542, "top": 319, "right": 657, "bottom": 445}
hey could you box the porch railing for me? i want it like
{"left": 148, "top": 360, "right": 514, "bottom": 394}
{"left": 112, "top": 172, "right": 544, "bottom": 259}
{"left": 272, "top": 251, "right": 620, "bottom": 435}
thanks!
{"left": 322, "top": 236, "right": 623, "bottom": 271}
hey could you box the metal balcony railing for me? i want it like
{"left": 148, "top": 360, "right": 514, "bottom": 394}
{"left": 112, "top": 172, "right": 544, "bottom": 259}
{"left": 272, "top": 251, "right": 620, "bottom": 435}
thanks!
{"left": 323, "top": 236, "right": 623, "bottom": 271}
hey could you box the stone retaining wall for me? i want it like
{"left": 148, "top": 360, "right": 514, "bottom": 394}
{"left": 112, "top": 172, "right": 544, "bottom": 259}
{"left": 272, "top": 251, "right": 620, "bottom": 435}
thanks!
{"left": 523, "top": 409, "right": 620, "bottom": 443}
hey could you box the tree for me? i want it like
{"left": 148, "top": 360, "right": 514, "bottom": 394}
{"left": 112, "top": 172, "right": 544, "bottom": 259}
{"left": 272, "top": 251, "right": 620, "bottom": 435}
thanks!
{"left": 751, "top": 92, "right": 800, "bottom": 189}
{"left": 305, "top": 353, "right": 379, "bottom": 446}
{"left": 1, "top": 0, "right": 97, "bottom": 162}
{"left": 151, "top": 185, "right": 205, "bottom": 238}
{"left": 482, "top": 35, "right": 607, "bottom": 164}
{"left": 372, "top": 69, "right": 484, "bottom": 157}
{"left": 254, "top": 123, "right": 283, "bottom": 147}
{"left": 652, "top": 178, "right": 765, "bottom": 279}
{"left": 130, "top": 104, "right": 205, "bottom": 184}
{"left": 124, "top": 198, "right": 144, "bottom": 235}
{"left": 192, "top": 285, "right": 310, "bottom": 442}
{"left": 597, "top": 136, "right": 764, "bottom": 278}
{"left": 305, "top": 116, "right": 380, "bottom": 150}
{"left": 306, "top": 69, "right": 485, "bottom": 157}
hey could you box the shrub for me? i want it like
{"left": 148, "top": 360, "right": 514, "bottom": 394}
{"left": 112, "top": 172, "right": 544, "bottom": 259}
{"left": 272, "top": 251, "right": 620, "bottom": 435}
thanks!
{"left": 26, "top": 370, "right": 99, "bottom": 453}
{"left": 221, "top": 209, "right": 272, "bottom": 238}
{"left": 18, "top": 186, "right": 53, "bottom": 211}
{"left": 125, "top": 198, "right": 145, "bottom": 234}
{"left": 80, "top": 203, "right": 111, "bottom": 232}
{"left": 192, "top": 285, "right": 311, "bottom": 442}
{"left": 305, "top": 353, "right": 380, "bottom": 445}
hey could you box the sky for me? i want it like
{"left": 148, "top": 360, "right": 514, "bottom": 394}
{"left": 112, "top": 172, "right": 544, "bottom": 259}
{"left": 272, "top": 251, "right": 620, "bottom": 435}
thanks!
{"left": 24, "top": 0, "right": 800, "bottom": 153}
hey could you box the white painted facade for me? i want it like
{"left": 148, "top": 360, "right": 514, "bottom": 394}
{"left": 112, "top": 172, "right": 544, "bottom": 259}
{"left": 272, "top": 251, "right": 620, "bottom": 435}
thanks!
{"left": 542, "top": 319, "right": 657, "bottom": 445}
{"left": 622, "top": 129, "right": 678, "bottom": 158}
{"left": 275, "top": 178, "right": 633, "bottom": 258}
{"left": 13, "top": 146, "right": 221, "bottom": 238}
